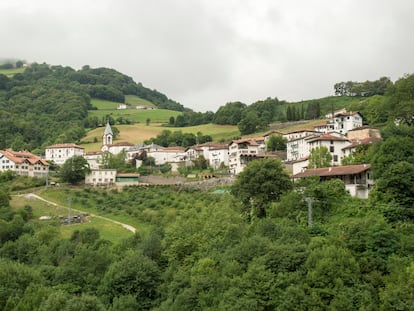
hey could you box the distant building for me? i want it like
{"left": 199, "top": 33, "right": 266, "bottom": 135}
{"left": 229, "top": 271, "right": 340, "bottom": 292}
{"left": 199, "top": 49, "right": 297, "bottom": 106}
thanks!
{"left": 228, "top": 137, "right": 265, "bottom": 174}
{"left": 84, "top": 151, "right": 103, "bottom": 169}
{"left": 306, "top": 133, "right": 350, "bottom": 166}
{"left": 45, "top": 143, "right": 85, "bottom": 165}
{"left": 101, "top": 122, "right": 134, "bottom": 155}
{"left": 0, "top": 149, "right": 49, "bottom": 177}
{"left": 85, "top": 169, "right": 117, "bottom": 186}
{"left": 292, "top": 164, "right": 373, "bottom": 199}
{"left": 102, "top": 122, "right": 113, "bottom": 146}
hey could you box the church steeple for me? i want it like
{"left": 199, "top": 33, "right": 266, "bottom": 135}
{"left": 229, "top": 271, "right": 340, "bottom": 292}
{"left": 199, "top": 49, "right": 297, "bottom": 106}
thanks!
{"left": 103, "top": 121, "right": 113, "bottom": 146}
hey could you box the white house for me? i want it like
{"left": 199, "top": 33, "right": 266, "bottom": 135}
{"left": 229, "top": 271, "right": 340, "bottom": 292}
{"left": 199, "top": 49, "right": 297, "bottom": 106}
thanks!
{"left": 45, "top": 143, "right": 85, "bottom": 165}
{"left": 102, "top": 142, "right": 135, "bottom": 155}
{"left": 292, "top": 164, "right": 373, "bottom": 199}
{"left": 148, "top": 146, "right": 188, "bottom": 167}
{"left": 84, "top": 151, "right": 103, "bottom": 169}
{"left": 228, "top": 138, "right": 265, "bottom": 174}
{"left": 329, "top": 111, "right": 363, "bottom": 135}
{"left": 85, "top": 169, "right": 117, "bottom": 186}
{"left": 305, "top": 133, "right": 350, "bottom": 166}
{"left": 291, "top": 157, "right": 309, "bottom": 175}
{"left": 286, "top": 135, "right": 318, "bottom": 162}
{"left": 0, "top": 149, "right": 49, "bottom": 177}
{"left": 205, "top": 143, "right": 229, "bottom": 169}
{"left": 186, "top": 142, "right": 229, "bottom": 169}
{"left": 341, "top": 137, "right": 382, "bottom": 159}
{"left": 283, "top": 130, "right": 319, "bottom": 142}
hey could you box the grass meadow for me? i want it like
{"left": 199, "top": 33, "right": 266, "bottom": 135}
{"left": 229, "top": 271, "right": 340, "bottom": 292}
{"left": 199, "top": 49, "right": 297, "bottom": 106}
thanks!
{"left": 90, "top": 98, "right": 181, "bottom": 124}
{"left": 80, "top": 122, "right": 240, "bottom": 151}
{"left": 10, "top": 193, "right": 134, "bottom": 244}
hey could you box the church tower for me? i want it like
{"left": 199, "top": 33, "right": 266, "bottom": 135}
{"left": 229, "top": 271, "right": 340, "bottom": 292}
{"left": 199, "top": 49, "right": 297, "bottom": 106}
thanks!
{"left": 103, "top": 121, "right": 113, "bottom": 146}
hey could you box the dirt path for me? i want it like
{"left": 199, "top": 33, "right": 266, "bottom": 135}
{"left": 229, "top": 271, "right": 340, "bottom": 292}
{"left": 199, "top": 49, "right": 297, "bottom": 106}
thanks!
{"left": 22, "top": 193, "right": 137, "bottom": 234}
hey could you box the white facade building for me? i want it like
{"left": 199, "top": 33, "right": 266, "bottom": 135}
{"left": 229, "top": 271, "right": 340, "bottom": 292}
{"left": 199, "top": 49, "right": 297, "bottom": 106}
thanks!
{"left": 329, "top": 111, "right": 363, "bottom": 135}
{"left": 84, "top": 151, "right": 103, "bottom": 170}
{"left": 85, "top": 169, "right": 117, "bottom": 186}
{"left": 292, "top": 164, "right": 373, "bottom": 199}
{"left": 45, "top": 144, "right": 85, "bottom": 165}
{"left": 186, "top": 142, "right": 229, "bottom": 170}
{"left": 283, "top": 130, "right": 319, "bottom": 142}
{"left": 0, "top": 149, "right": 49, "bottom": 177}
{"left": 306, "top": 133, "right": 350, "bottom": 166}
{"left": 228, "top": 138, "right": 265, "bottom": 174}
{"left": 148, "top": 147, "right": 187, "bottom": 166}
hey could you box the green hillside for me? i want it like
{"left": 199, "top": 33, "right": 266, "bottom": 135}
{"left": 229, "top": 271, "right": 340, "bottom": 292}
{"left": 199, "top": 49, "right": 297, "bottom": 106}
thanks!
{"left": 89, "top": 98, "right": 182, "bottom": 124}
{"left": 288, "top": 95, "right": 365, "bottom": 117}
{"left": 125, "top": 95, "right": 156, "bottom": 108}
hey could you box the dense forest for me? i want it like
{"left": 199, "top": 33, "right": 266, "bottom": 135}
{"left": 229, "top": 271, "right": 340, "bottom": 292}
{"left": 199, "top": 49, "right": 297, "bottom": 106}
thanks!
{"left": 1, "top": 126, "right": 414, "bottom": 310}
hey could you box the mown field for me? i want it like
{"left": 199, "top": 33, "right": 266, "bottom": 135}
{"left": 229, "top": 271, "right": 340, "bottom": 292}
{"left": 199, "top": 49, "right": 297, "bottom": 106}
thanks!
{"left": 81, "top": 122, "right": 240, "bottom": 151}
{"left": 89, "top": 98, "right": 181, "bottom": 124}
{"left": 10, "top": 193, "right": 134, "bottom": 244}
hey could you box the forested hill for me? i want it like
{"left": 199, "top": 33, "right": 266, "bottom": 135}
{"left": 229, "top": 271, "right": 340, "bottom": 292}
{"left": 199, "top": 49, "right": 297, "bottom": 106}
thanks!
{"left": 0, "top": 63, "right": 185, "bottom": 152}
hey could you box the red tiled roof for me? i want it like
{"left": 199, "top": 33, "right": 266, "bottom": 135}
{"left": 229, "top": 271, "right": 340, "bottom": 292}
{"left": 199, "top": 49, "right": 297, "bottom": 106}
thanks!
{"left": 342, "top": 137, "right": 382, "bottom": 150}
{"left": 46, "top": 143, "right": 84, "bottom": 149}
{"left": 0, "top": 149, "right": 49, "bottom": 166}
{"left": 231, "top": 138, "right": 263, "bottom": 146}
{"left": 292, "top": 164, "right": 371, "bottom": 178}
{"left": 334, "top": 111, "right": 361, "bottom": 117}
{"left": 153, "top": 146, "right": 185, "bottom": 152}
{"left": 107, "top": 142, "right": 135, "bottom": 147}
{"left": 85, "top": 151, "right": 103, "bottom": 155}
{"left": 306, "top": 133, "right": 349, "bottom": 142}
{"left": 116, "top": 173, "right": 140, "bottom": 177}
{"left": 283, "top": 129, "right": 319, "bottom": 135}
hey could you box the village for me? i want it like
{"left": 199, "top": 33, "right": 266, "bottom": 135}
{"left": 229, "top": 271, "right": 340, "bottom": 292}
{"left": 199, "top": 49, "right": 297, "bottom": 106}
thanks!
{"left": 0, "top": 108, "right": 381, "bottom": 199}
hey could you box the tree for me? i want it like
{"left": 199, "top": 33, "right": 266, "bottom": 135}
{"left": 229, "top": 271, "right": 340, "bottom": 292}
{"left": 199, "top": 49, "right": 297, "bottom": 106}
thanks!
{"left": 213, "top": 101, "right": 246, "bottom": 125}
{"left": 308, "top": 146, "right": 332, "bottom": 168}
{"left": 238, "top": 111, "right": 259, "bottom": 135}
{"left": 99, "top": 251, "right": 161, "bottom": 309}
{"left": 60, "top": 155, "right": 91, "bottom": 184}
{"left": 372, "top": 161, "right": 414, "bottom": 209}
{"left": 231, "top": 158, "right": 292, "bottom": 219}
{"left": 266, "top": 135, "right": 287, "bottom": 152}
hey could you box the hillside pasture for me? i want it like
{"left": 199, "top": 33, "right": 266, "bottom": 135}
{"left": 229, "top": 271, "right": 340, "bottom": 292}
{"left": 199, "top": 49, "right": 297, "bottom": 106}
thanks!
{"left": 80, "top": 123, "right": 240, "bottom": 151}
{"left": 125, "top": 95, "right": 156, "bottom": 108}
{"left": 10, "top": 194, "right": 134, "bottom": 244}
{"left": 90, "top": 98, "right": 181, "bottom": 124}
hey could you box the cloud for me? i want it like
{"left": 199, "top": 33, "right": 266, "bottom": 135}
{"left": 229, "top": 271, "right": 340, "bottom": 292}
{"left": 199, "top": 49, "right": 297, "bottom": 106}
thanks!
{"left": 1, "top": 0, "right": 414, "bottom": 112}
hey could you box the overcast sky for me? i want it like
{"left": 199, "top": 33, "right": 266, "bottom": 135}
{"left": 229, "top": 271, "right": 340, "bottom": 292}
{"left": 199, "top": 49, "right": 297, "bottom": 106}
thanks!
{"left": 1, "top": 0, "right": 413, "bottom": 112}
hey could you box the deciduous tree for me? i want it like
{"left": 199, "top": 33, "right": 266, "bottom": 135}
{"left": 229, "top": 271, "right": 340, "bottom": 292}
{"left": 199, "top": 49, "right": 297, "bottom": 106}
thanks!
{"left": 231, "top": 158, "right": 292, "bottom": 219}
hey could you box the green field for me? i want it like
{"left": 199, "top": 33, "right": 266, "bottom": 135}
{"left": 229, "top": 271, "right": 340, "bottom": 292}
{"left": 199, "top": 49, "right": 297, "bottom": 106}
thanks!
{"left": 125, "top": 95, "right": 156, "bottom": 108}
{"left": 80, "top": 123, "right": 240, "bottom": 151}
{"left": 90, "top": 98, "right": 181, "bottom": 124}
{"left": 11, "top": 193, "right": 134, "bottom": 244}
{"left": 0, "top": 67, "right": 25, "bottom": 77}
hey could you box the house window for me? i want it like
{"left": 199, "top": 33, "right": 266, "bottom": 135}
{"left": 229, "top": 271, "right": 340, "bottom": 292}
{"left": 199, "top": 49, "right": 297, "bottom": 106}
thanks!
{"left": 330, "top": 146, "right": 334, "bottom": 153}
{"left": 333, "top": 155, "right": 338, "bottom": 162}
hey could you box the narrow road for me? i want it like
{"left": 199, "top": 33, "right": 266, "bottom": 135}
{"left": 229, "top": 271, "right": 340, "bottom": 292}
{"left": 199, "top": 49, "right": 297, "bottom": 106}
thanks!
{"left": 21, "top": 193, "right": 137, "bottom": 234}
